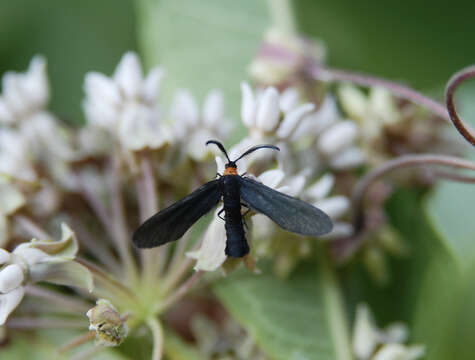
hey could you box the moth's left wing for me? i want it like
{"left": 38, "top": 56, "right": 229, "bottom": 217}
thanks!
{"left": 133, "top": 179, "right": 222, "bottom": 248}
{"left": 239, "top": 177, "right": 333, "bottom": 236}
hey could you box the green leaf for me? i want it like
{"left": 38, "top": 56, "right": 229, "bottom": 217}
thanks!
{"left": 213, "top": 263, "right": 337, "bottom": 360}
{"left": 135, "top": 0, "right": 272, "bottom": 142}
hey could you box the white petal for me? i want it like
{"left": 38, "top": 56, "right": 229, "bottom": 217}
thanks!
{"left": 382, "top": 323, "right": 409, "bottom": 344}
{"left": 215, "top": 156, "right": 225, "bottom": 175}
{"left": 0, "top": 249, "right": 10, "bottom": 265}
{"left": 0, "top": 264, "right": 24, "bottom": 293}
{"left": 258, "top": 169, "right": 285, "bottom": 189}
{"left": 2, "top": 73, "right": 27, "bottom": 115}
{"left": 305, "top": 174, "right": 335, "bottom": 201}
{"left": 170, "top": 90, "right": 199, "bottom": 127}
{"left": 143, "top": 67, "right": 164, "bottom": 103}
{"left": 314, "top": 196, "right": 350, "bottom": 219}
{"left": 84, "top": 72, "right": 122, "bottom": 107}
{"left": 282, "top": 174, "right": 306, "bottom": 197}
{"left": 83, "top": 98, "right": 119, "bottom": 129}
{"left": 13, "top": 247, "right": 51, "bottom": 268}
{"left": 0, "top": 286, "right": 25, "bottom": 325}
{"left": 320, "top": 222, "right": 353, "bottom": 240}
{"left": 292, "top": 96, "right": 338, "bottom": 140}
{"left": 329, "top": 147, "right": 366, "bottom": 170}
{"left": 279, "top": 87, "right": 299, "bottom": 113}
{"left": 352, "top": 303, "right": 380, "bottom": 359}
{"left": 369, "top": 87, "right": 398, "bottom": 125}
{"left": 240, "top": 82, "right": 256, "bottom": 127}
{"left": 0, "top": 180, "right": 26, "bottom": 215}
{"left": 317, "top": 120, "right": 359, "bottom": 156}
{"left": 113, "top": 52, "right": 143, "bottom": 98}
{"left": 0, "top": 97, "right": 15, "bottom": 124}
{"left": 256, "top": 87, "right": 280, "bottom": 132}
{"left": 203, "top": 90, "right": 224, "bottom": 128}
{"left": 22, "top": 55, "right": 49, "bottom": 109}
{"left": 276, "top": 103, "right": 315, "bottom": 139}
{"left": 186, "top": 129, "right": 214, "bottom": 160}
{"left": 186, "top": 211, "right": 227, "bottom": 271}
{"left": 373, "top": 344, "right": 425, "bottom": 360}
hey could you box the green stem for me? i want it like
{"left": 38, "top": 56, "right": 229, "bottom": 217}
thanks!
{"left": 320, "top": 252, "right": 353, "bottom": 360}
{"left": 147, "top": 317, "right": 164, "bottom": 360}
{"left": 267, "top": 0, "right": 297, "bottom": 35}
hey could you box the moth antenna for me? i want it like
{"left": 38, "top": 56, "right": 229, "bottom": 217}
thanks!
{"left": 206, "top": 140, "right": 231, "bottom": 162}
{"left": 233, "top": 144, "right": 280, "bottom": 163}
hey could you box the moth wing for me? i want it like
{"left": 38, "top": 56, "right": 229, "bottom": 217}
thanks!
{"left": 239, "top": 177, "right": 333, "bottom": 236}
{"left": 133, "top": 179, "right": 222, "bottom": 248}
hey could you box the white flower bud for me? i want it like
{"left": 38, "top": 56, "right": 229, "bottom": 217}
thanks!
{"left": 84, "top": 72, "right": 121, "bottom": 108}
{"left": 113, "top": 52, "right": 143, "bottom": 98}
{"left": 314, "top": 196, "right": 350, "bottom": 219}
{"left": 305, "top": 174, "right": 335, "bottom": 201}
{"left": 317, "top": 120, "right": 359, "bottom": 156}
{"left": 0, "top": 264, "right": 24, "bottom": 293}
{"left": 279, "top": 87, "right": 299, "bottom": 113}
{"left": 203, "top": 90, "right": 224, "bottom": 128}
{"left": 338, "top": 84, "right": 368, "bottom": 121}
{"left": 171, "top": 90, "right": 199, "bottom": 128}
{"left": 0, "top": 97, "right": 14, "bottom": 124}
{"left": 0, "top": 249, "right": 10, "bottom": 265}
{"left": 276, "top": 103, "right": 315, "bottom": 139}
{"left": 2, "top": 73, "right": 27, "bottom": 115}
{"left": 22, "top": 55, "right": 49, "bottom": 109}
{"left": 143, "top": 67, "right": 164, "bottom": 103}
{"left": 329, "top": 147, "right": 366, "bottom": 170}
{"left": 256, "top": 87, "right": 280, "bottom": 132}
{"left": 240, "top": 82, "right": 256, "bottom": 127}
{"left": 257, "top": 169, "right": 285, "bottom": 189}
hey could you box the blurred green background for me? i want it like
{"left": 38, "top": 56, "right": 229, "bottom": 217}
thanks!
{"left": 1, "top": 0, "right": 475, "bottom": 124}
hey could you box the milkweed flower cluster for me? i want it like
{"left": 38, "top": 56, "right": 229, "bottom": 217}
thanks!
{"left": 0, "top": 42, "right": 453, "bottom": 358}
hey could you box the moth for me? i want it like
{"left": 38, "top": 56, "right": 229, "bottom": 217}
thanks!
{"left": 133, "top": 140, "right": 333, "bottom": 258}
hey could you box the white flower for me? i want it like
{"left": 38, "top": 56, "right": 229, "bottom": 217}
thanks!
{"left": 352, "top": 303, "right": 424, "bottom": 360}
{"left": 0, "top": 223, "right": 93, "bottom": 325}
{"left": 83, "top": 52, "right": 170, "bottom": 151}
{"left": 171, "top": 89, "right": 231, "bottom": 160}
{"left": 0, "top": 56, "right": 49, "bottom": 125}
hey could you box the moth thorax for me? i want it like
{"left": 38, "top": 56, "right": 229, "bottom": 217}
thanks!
{"left": 223, "top": 166, "right": 238, "bottom": 176}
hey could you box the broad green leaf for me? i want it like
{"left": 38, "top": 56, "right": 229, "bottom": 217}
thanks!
{"left": 214, "top": 263, "right": 337, "bottom": 360}
{"left": 136, "top": 0, "right": 272, "bottom": 142}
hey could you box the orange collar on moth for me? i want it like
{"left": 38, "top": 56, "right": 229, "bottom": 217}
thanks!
{"left": 223, "top": 166, "right": 238, "bottom": 175}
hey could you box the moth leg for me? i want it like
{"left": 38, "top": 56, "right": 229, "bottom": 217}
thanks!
{"left": 217, "top": 208, "right": 225, "bottom": 221}
{"left": 241, "top": 202, "right": 251, "bottom": 217}
{"left": 240, "top": 172, "right": 247, "bottom": 177}
{"left": 215, "top": 173, "right": 222, "bottom": 178}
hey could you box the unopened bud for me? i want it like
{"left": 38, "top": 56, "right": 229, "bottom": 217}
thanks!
{"left": 86, "top": 299, "right": 128, "bottom": 346}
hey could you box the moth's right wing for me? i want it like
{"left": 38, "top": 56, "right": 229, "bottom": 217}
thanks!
{"left": 133, "top": 179, "right": 222, "bottom": 248}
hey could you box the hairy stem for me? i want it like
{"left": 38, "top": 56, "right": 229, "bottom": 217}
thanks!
{"left": 320, "top": 252, "right": 353, "bottom": 360}
{"left": 147, "top": 317, "right": 164, "bottom": 360}
{"left": 445, "top": 65, "right": 475, "bottom": 146}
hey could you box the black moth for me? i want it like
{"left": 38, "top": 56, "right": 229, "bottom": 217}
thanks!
{"left": 133, "top": 140, "right": 333, "bottom": 258}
